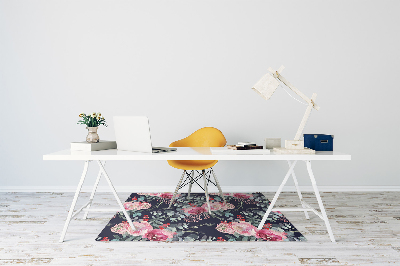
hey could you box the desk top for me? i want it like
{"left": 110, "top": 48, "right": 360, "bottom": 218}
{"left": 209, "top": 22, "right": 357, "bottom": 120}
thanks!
{"left": 43, "top": 147, "right": 351, "bottom": 161}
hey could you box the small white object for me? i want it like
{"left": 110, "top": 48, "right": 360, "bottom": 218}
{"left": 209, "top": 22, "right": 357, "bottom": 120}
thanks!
{"left": 285, "top": 140, "right": 304, "bottom": 150}
{"left": 265, "top": 138, "right": 281, "bottom": 149}
{"left": 281, "top": 140, "right": 316, "bottom": 154}
{"left": 70, "top": 140, "right": 117, "bottom": 151}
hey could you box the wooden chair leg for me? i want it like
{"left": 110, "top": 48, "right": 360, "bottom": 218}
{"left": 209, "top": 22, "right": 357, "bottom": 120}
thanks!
{"left": 203, "top": 169, "right": 212, "bottom": 214}
{"left": 211, "top": 168, "right": 226, "bottom": 204}
{"left": 169, "top": 170, "right": 186, "bottom": 209}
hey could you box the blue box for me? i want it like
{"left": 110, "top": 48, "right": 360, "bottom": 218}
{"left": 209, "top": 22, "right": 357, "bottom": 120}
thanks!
{"left": 304, "top": 134, "right": 334, "bottom": 151}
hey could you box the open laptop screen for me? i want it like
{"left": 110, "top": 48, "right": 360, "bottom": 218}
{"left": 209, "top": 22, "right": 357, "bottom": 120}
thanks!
{"left": 114, "top": 116, "right": 153, "bottom": 153}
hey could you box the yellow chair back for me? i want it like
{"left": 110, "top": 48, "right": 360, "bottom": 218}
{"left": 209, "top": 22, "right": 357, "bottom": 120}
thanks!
{"left": 169, "top": 127, "right": 226, "bottom": 148}
{"left": 168, "top": 127, "right": 226, "bottom": 170}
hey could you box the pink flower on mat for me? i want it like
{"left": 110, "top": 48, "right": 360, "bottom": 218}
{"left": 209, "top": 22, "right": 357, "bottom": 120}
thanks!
{"left": 126, "top": 221, "right": 153, "bottom": 236}
{"left": 111, "top": 221, "right": 153, "bottom": 236}
{"left": 255, "top": 229, "right": 287, "bottom": 241}
{"left": 201, "top": 202, "right": 235, "bottom": 212}
{"left": 210, "top": 192, "right": 232, "bottom": 196}
{"left": 232, "top": 193, "right": 252, "bottom": 199}
{"left": 138, "top": 193, "right": 159, "bottom": 196}
{"left": 184, "top": 206, "right": 207, "bottom": 215}
{"left": 124, "top": 202, "right": 137, "bottom": 210}
{"left": 215, "top": 221, "right": 236, "bottom": 234}
{"left": 215, "top": 220, "right": 287, "bottom": 241}
{"left": 231, "top": 221, "right": 258, "bottom": 236}
{"left": 159, "top": 193, "right": 175, "bottom": 199}
{"left": 138, "top": 192, "right": 180, "bottom": 199}
{"left": 143, "top": 229, "right": 176, "bottom": 241}
{"left": 110, "top": 222, "right": 128, "bottom": 235}
{"left": 124, "top": 201, "right": 151, "bottom": 211}
{"left": 216, "top": 221, "right": 258, "bottom": 236}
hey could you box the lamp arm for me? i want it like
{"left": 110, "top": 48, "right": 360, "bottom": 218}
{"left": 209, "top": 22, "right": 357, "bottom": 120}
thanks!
{"left": 294, "top": 93, "right": 317, "bottom": 140}
{"left": 273, "top": 72, "right": 320, "bottom": 111}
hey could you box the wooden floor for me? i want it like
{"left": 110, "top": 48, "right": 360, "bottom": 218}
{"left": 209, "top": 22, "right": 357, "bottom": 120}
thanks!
{"left": 0, "top": 191, "right": 399, "bottom": 265}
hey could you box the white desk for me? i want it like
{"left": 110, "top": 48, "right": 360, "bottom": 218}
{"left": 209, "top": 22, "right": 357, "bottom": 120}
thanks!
{"left": 43, "top": 148, "right": 351, "bottom": 242}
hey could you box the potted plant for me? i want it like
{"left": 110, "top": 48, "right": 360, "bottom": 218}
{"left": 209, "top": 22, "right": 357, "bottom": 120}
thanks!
{"left": 77, "top": 112, "right": 107, "bottom": 143}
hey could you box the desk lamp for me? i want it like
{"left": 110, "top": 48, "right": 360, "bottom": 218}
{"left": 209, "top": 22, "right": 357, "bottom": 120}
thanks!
{"left": 252, "top": 66, "right": 319, "bottom": 154}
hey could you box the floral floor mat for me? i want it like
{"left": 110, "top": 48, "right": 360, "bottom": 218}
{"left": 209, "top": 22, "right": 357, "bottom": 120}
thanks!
{"left": 96, "top": 192, "right": 306, "bottom": 242}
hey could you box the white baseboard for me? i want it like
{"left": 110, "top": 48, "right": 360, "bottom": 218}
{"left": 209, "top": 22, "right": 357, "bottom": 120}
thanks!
{"left": 1, "top": 186, "right": 400, "bottom": 193}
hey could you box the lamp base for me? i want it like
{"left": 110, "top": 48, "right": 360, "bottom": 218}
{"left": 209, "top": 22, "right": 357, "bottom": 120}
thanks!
{"left": 273, "top": 147, "right": 315, "bottom": 154}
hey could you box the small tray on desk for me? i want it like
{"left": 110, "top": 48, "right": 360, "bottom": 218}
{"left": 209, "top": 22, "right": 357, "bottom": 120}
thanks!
{"left": 211, "top": 147, "right": 270, "bottom": 155}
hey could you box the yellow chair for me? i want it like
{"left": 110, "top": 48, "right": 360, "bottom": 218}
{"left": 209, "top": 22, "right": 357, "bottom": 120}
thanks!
{"left": 168, "top": 127, "right": 227, "bottom": 213}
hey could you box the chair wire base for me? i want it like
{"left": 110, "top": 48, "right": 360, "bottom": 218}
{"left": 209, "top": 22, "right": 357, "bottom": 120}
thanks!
{"left": 178, "top": 169, "right": 216, "bottom": 191}
{"left": 168, "top": 167, "right": 226, "bottom": 210}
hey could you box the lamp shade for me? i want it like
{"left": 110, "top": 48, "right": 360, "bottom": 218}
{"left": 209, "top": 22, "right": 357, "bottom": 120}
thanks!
{"left": 251, "top": 73, "right": 280, "bottom": 101}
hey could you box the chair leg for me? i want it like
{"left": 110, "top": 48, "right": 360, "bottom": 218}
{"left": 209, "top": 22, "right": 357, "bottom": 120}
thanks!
{"left": 188, "top": 170, "right": 194, "bottom": 199}
{"left": 169, "top": 170, "right": 186, "bottom": 209}
{"left": 211, "top": 168, "right": 226, "bottom": 204}
{"left": 203, "top": 170, "right": 212, "bottom": 214}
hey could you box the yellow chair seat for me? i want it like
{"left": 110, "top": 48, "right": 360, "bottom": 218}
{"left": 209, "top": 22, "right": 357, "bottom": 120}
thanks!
{"left": 168, "top": 160, "right": 218, "bottom": 171}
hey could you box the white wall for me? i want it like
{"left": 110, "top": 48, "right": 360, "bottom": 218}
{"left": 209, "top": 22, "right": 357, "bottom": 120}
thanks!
{"left": 1, "top": 0, "right": 399, "bottom": 190}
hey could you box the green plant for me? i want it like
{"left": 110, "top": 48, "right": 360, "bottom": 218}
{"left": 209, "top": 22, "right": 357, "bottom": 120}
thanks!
{"left": 77, "top": 112, "right": 107, "bottom": 127}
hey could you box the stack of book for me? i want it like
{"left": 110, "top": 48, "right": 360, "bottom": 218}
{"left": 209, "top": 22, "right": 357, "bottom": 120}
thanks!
{"left": 227, "top": 142, "right": 263, "bottom": 150}
{"left": 211, "top": 142, "right": 270, "bottom": 155}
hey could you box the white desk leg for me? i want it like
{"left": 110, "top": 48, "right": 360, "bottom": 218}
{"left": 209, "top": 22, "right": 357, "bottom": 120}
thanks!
{"left": 83, "top": 161, "right": 106, "bottom": 219}
{"left": 59, "top": 160, "right": 89, "bottom": 242}
{"left": 306, "top": 160, "right": 336, "bottom": 242}
{"left": 288, "top": 160, "right": 310, "bottom": 220}
{"left": 257, "top": 160, "right": 297, "bottom": 230}
{"left": 203, "top": 170, "right": 212, "bottom": 214}
{"left": 96, "top": 160, "right": 137, "bottom": 232}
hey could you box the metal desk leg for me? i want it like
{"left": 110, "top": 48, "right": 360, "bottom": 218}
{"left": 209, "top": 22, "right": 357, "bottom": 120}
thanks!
{"left": 83, "top": 161, "right": 105, "bottom": 219}
{"left": 257, "top": 160, "right": 297, "bottom": 230}
{"left": 306, "top": 160, "right": 335, "bottom": 242}
{"left": 288, "top": 160, "right": 310, "bottom": 220}
{"left": 96, "top": 160, "right": 136, "bottom": 233}
{"left": 59, "top": 161, "right": 89, "bottom": 242}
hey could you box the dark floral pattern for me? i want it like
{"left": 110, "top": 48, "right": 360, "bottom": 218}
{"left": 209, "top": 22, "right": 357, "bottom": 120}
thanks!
{"left": 96, "top": 192, "right": 306, "bottom": 242}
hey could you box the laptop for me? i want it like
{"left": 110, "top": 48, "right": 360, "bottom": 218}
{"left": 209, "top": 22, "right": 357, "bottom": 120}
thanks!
{"left": 113, "top": 116, "right": 177, "bottom": 153}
